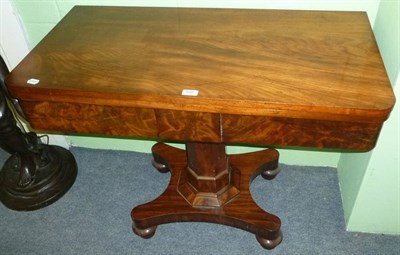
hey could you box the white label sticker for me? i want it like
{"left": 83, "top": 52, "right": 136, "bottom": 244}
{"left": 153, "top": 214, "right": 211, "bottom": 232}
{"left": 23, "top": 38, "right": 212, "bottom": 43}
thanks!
{"left": 181, "top": 89, "right": 199, "bottom": 96}
{"left": 27, "top": 78, "right": 40, "bottom": 85}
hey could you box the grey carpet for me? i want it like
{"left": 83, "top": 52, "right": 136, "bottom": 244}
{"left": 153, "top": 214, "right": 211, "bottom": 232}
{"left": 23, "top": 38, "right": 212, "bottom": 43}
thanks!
{"left": 0, "top": 147, "right": 399, "bottom": 255}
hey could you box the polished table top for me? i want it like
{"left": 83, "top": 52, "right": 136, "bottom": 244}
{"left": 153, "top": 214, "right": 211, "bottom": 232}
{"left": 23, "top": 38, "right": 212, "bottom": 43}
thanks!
{"left": 3, "top": 6, "right": 396, "bottom": 249}
{"left": 5, "top": 6, "right": 395, "bottom": 150}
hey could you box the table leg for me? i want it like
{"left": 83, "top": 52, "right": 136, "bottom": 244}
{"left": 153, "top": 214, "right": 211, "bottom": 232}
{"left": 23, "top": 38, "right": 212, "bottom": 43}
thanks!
{"left": 131, "top": 142, "right": 282, "bottom": 249}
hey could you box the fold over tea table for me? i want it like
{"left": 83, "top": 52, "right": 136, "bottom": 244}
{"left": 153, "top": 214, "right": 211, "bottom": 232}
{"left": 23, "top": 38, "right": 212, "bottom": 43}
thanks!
{"left": 5, "top": 6, "right": 395, "bottom": 249}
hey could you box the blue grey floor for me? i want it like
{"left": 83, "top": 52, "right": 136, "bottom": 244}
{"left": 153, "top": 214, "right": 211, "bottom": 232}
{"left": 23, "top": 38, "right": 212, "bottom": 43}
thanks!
{"left": 0, "top": 147, "right": 399, "bottom": 255}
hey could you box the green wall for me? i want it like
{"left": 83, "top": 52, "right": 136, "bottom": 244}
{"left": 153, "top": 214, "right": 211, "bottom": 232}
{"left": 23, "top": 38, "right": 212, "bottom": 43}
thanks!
{"left": 11, "top": 0, "right": 399, "bottom": 233}
{"left": 338, "top": 0, "right": 400, "bottom": 234}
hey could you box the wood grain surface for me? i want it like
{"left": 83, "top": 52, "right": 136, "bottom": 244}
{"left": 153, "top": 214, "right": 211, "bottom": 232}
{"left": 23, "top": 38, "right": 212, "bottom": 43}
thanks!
{"left": 19, "top": 99, "right": 382, "bottom": 150}
{"left": 222, "top": 114, "right": 382, "bottom": 150}
{"left": 20, "top": 101, "right": 158, "bottom": 138}
{"left": 5, "top": 7, "right": 394, "bottom": 248}
{"left": 132, "top": 143, "right": 282, "bottom": 249}
{"left": 155, "top": 110, "right": 221, "bottom": 142}
{"left": 6, "top": 7, "right": 395, "bottom": 122}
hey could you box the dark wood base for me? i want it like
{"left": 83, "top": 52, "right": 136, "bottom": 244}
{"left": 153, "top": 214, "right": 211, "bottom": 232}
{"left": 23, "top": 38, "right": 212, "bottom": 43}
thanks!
{"left": 0, "top": 144, "right": 77, "bottom": 211}
{"left": 131, "top": 143, "right": 282, "bottom": 250}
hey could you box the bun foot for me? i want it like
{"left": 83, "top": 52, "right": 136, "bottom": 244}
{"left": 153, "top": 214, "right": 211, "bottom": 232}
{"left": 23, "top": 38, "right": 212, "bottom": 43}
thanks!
{"left": 256, "top": 230, "right": 283, "bottom": 250}
{"left": 132, "top": 225, "right": 157, "bottom": 239}
{"left": 151, "top": 145, "right": 170, "bottom": 173}
{"left": 151, "top": 160, "right": 169, "bottom": 173}
{"left": 261, "top": 165, "right": 281, "bottom": 180}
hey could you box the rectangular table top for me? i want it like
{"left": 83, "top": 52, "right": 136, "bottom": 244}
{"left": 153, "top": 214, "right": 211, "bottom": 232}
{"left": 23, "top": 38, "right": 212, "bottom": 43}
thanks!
{"left": 6, "top": 6, "right": 395, "bottom": 123}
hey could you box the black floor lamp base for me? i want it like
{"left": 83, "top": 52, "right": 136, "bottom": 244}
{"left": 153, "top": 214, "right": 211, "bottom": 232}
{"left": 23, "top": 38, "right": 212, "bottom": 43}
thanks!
{"left": 0, "top": 144, "right": 77, "bottom": 211}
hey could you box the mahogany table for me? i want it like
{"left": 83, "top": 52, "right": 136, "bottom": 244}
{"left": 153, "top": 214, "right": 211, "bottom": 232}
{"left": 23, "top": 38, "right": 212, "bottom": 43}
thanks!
{"left": 4, "top": 6, "right": 395, "bottom": 249}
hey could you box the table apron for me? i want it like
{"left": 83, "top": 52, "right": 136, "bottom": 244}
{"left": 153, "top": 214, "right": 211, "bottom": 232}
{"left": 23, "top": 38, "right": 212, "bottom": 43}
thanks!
{"left": 20, "top": 101, "right": 382, "bottom": 151}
